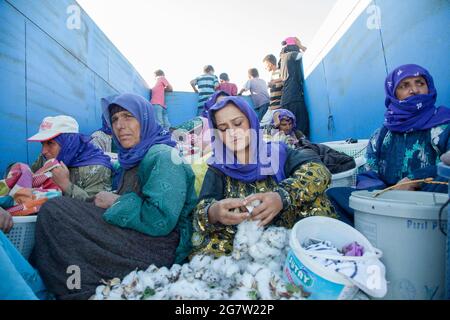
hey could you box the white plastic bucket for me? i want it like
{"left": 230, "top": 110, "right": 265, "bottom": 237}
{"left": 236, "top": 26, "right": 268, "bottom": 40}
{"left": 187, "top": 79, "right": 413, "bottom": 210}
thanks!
{"left": 350, "top": 190, "right": 448, "bottom": 300}
{"left": 283, "top": 216, "right": 382, "bottom": 300}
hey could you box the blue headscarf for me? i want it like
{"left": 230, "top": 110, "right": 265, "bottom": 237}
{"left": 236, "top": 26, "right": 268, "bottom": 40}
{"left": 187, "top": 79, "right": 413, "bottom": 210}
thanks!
{"left": 384, "top": 64, "right": 450, "bottom": 133}
{"left": 271, "top": 109, "right": 297, "bottom": 134}
{"left": 53, "top": 134, "right": 112, "bottom": 169}
{"left": 207, "top": 96, "right": 288, "bottom": 183}
{"left": 98, "top": 95, "right": 118, "bottom": 135}
{"left": 102, "top": 93, "right": 176, "bottom": 170}
{"left": 202, "top": 90, "right": 230, "bottom": 118}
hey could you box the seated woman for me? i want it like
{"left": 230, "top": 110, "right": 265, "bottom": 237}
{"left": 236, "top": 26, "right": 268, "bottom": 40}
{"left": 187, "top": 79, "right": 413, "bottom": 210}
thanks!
{"left": 327, "top": 64, "right": 450, "bottom": 225}
{"left": 265, "top": 109, "right": 356, "bottom": 174}
{"left": 28, "top": 115, "right": 112, "bottom": 201}
{"left": 191, "top": 96, "right": 336, "bottom": 258}
{"left": 30, "top": 94, "right": 197, "bottom": 300}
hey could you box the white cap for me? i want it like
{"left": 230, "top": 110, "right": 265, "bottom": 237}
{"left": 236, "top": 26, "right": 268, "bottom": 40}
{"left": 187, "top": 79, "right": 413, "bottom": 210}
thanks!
{"left": 28, "top": 116, "right": 79, "bottom": 142}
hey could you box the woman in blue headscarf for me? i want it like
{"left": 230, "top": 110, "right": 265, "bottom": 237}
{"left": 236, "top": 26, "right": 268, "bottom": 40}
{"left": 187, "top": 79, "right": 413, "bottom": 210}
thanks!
{"left": 327, "top": 64, "right": 450, "bottom": 225}
{"left": 191, "top": 96, "right": 336, "bottom": 258}
{"left": 31, "top": 94, "right": 198, "bottom": 300}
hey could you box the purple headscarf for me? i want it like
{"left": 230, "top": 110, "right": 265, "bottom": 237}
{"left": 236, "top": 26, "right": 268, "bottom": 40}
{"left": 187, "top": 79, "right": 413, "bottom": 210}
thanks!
{"left": 202, "top": 90, "right": 230, "bottom": 118}
{"left": 98, "top": 95, "right": 118, "bottom": 135}
{"left": 102, "top": 93, "right": 176, "bottom": 170}
{"left": 271, "top": 109, "right": 297, "bottom": 134}
{"left": 53, "top": 133, "right": 112, "bottom": 169}
{"left": 384, "top": 64, "right": 450, "bottom": 133}
{"left": 207, "top": 96, "right": 288, "bottom": 183}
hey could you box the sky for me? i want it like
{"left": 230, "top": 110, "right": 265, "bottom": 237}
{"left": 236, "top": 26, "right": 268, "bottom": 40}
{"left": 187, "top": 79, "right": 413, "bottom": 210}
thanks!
{"left": 77, "top": 0, "right": 338, "bottom": 92}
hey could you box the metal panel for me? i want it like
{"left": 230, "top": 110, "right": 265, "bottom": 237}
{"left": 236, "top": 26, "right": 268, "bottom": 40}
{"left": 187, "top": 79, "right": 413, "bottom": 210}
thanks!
{"left": 25, "top": 22, "right": 96, "bottom": 161}
{"left": 304, "top": 62, "right": 333, "bottom": 143}
{"left": 321, "top": 9, "right": 387, "bottom": 142}
{"left": 0, "top": 0, "right": 27, "bottom": 176}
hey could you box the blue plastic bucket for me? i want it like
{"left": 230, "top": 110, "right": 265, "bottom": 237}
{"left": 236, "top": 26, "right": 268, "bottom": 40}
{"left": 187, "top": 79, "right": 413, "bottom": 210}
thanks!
{"left": 283, "top": 216, "right": 382, "bottom": 300}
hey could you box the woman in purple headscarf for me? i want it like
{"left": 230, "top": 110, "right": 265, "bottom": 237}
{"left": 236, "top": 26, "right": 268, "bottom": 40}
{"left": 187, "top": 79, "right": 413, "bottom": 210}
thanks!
{"left": 191, "top": 96, "right": 337, "bottom": 258}
{"left": 28, "top": 115, "right": 112, "bottom": 201}
{"left": 327, "top": 64, "right": 450, "bottom": 226}
{"left": 31, "top": 94, "right": 198, "bottom": 300}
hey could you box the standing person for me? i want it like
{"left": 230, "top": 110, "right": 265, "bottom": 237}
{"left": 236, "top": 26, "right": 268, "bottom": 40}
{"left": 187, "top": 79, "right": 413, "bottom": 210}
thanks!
{"left": 151, "top": 70, "right": 173, "bottom": 130}
{"left": 217, "top": 73, "right": 238, "bottom": 96}
{"left": 279, "top": 37, "right": 310, "bottom": 138}
{"left": 190, "top": 65, "right": 220, "bottom": 116}
{"left": 261, "top": 54, "right": 283, "bottom": 127}
{"left": 238, "top": 68, "right": 270, "bottom": 121}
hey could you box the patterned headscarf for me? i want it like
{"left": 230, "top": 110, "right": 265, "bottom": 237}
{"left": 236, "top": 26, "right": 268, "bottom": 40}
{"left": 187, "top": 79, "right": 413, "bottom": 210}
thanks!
{"left": 384, "top": 64, "right": 450, "bottom": 133}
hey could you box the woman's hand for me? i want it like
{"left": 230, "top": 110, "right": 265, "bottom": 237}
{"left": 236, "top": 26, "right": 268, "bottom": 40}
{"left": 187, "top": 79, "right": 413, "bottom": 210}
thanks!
{"left": 51, "top": 162, "right": 71, "bottom": 192}
{"left": 244, "top": 192, "right": 283, "bottom": 227}
{"left": 393, "top": 177, "right": 421, "bottom": 191}
{"left": 0, "top": 208, "right": 13, "bottom": 233}
{"left": 94, "top": 192, "right": 120, "bottom": 209}
{"left": 208, "top": 198, "right": 249, "bottom": 226}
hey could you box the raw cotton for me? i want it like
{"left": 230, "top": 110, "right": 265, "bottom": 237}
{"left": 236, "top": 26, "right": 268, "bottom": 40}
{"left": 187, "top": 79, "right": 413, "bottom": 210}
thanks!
{"left": 92, "top": 221, "right": 308, "bottom": 300}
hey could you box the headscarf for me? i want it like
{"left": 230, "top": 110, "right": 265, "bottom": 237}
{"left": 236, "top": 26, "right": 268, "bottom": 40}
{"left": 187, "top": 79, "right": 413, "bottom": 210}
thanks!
{"left": 207, "top": 96, "right": 288, "bottom": 183}
{"left": 53, "top": 133, "right": 112, "bottom": 169}
{"left": 384, "top": 64, "right": 450, "bottom": 133}
{"left": 102, "top": 93, "right": 176, "bottom": 170}
{"left": 272, "top": 109, "right": 297, "bottom": 135}
{"left": 98, "top": 95, "right": 118, "bottom": 135}
{"left": 202, "top": 90, "right": 230, "bottom": 118}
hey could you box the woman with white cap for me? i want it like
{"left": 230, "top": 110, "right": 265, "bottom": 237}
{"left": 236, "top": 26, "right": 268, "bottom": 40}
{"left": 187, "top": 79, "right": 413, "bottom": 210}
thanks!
{"left": 27, "top": 115, "right": 112, "bottom": 201}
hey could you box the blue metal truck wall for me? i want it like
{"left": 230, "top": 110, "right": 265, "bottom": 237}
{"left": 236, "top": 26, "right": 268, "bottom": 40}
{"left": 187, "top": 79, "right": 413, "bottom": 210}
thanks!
{"left": 0, "top": 0, "right": 449, "bottom": 177}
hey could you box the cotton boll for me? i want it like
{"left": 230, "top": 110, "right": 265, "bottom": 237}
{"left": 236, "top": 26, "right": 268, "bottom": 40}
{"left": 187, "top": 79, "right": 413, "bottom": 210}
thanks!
{"left": 262, "top": 227, "right": 289, "bottom": 250}
{"left": 229, "top": 286, "right": 255, "bottom": 300}
{"left": 121, "top": 270, "right": 137, "bottom": 287}
{"left": 255, "top": 269, "right": 273, "bottom": 300}
{"left": 246, "top": 263, "right": 265, "bottom": 276}
{"left": 168, "top": 264, "right": 182, "bottom": 282}
{"left": 189, "top": 255, "right": 212, "bottom": 271}
{"left": 95, "top": 285, "right": 106, "bottom": 300}
{"left": 240, "top": 272, "right": 256, "bottom": 289}
{"left": 146, "top": 265, "right": 159, "bottom": 274}
{"left": 168, "top": 279, "right": 211, "bottom": 300}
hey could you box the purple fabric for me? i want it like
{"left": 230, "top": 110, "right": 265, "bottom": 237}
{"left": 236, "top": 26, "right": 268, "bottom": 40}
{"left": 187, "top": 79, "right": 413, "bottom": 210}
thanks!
{"left": 98, "top": 95, "right": 117, "bottom": 135}
{"left": 271, "top": 109, "right": 297, "bottom": 134}
{"left": 384, "top": 64, "right": 450, "bottom": 133}
{"left": 102, "top": 93, "right": 176, "bottom": 170}
{"left": 53, "top": 134, "right": 112, "bottom": 169}
{"left": 356, "top": 170, "right": 387, "bottom": 190}
{"left": 343, "top": 242, "right": 364, "bottom": 257}
{"left": 207, "top": 96, "right": 288, "bottom": 183}
{"left": 202, "top": 90, "right": 230, "bottom": 118}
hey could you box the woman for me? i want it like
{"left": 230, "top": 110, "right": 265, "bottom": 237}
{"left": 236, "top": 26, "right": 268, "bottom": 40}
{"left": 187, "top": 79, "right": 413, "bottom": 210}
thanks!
{"left": 264, "top": 109, "right": 306, "bottom": 148}
{"left": 265, "top": 109, "right": 356, "bottom": 174}
{"left": 31, "top": 94, "right": 198, "bottom": 300}
{"left": 28, "top": 115, "right": 112, "bottom": 201}
{"left": 191, "top": 96, "right": 336, "bottom": 257}
{"left": 328, "top": 64, "right": 450, "bottom": 225}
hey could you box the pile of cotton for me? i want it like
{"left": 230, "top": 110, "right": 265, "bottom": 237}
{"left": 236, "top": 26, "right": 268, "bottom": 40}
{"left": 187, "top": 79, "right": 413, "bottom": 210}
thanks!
{"left": 91, "top": 221, "right": 308, "bottom": 300}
